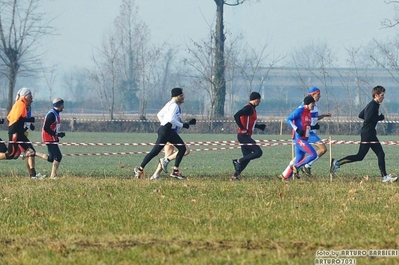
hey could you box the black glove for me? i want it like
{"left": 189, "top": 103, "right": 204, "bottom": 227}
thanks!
{"left": 182, "top": 123, "right": 190, "bottom": 129}
{"left": 0, "top": 119, "right": 4, "bottom": 124}
{"left": 57, "top": 132, "right": 66, "bottom": 138}
{"left": 310, "top": 123, "right": 320, "bottom": 130}
{"left": 30, "top": 124, "right": 35, "bottom": 130}
{"left": 296, "top": 128, "right": 305, "bottom": 137}
{"left": 255, "top": 124, "right": 266, "bottom": 131}
{"left": 378, "top": 114, "right": 385, "bottom": 121}
{"left": 188, "top": 118, "right": 196, "bottom": 125}
{"left": 25, "top": 117, "right": 35, "bottom": 123}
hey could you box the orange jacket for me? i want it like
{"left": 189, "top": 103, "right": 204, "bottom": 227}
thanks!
{"left": 7, "top": 98, "right": 29, "bottom": 134}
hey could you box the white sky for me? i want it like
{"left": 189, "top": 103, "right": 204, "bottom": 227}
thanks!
{"left": 42, "top": 0, "right": 398, "bottom": 70}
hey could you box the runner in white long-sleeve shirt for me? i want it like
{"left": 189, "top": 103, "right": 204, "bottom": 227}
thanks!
{"left": 134, "top": 87, "right": 195, "bottom": 180}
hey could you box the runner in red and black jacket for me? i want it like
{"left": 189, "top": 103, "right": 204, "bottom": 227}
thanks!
{"left": 231, "top": 92, "right": 266, "bottom": 181}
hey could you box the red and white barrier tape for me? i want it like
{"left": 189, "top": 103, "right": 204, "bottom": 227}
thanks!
{"left": 3, "top": 139, "right": 399, "bottom": 146}
{"left": 61, "top": 144, "right": 288, "bottom": 157}
{"left": 58, "top": 117, "right": 399, "bottom": 124}
{"left": 2, "top": 138, "right": 397, "bottom": 157}
{"left": 2, "top": 139, "right": 292, "bottom": 146}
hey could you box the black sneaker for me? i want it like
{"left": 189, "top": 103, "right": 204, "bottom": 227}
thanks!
{"left": 292, "top": 166, "right": 300, "bottom": 179}
{"left": 170, "top": 169, "right": 186, "bottom": 180}
{"left": 330, "top": 159, "right": 340, "bottom": 173}
{"left": 232, "top": 159, "right": 241, "bottom": 171}
{"left": 301, "top": 166, "right": 312, "bottom": 177}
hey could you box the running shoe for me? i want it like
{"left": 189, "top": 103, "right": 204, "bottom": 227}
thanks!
{"left": 159, "top": 158, "right": 169, "bottom": 173}
{"left": 134, "top": 167, "right": 143, "bottom": 179}
{"left": 170, "top": 169, "right": 186, "bottom": 180}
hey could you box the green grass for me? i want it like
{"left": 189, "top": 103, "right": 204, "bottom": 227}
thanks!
{"left": 1, "top": 132, "right": 399, "bottom": 264}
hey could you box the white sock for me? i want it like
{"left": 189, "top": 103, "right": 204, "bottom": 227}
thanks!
{"left": 282, "top": 165, "right": 291, "bottom": 176}
{"left": 306, "top": 156, "right": 319, "bottom": 167}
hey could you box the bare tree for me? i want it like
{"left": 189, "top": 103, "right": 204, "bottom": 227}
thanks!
{"left": 90, "top": 33, "right": 121, "bottom": 120}
{"left": 291, "top": 42, "right": 337, "bottom": 92}
{"left": 368, "top": 38, "right": 399, "bottom": 83}
{"left": 184, "top": 0, "right": 260, "bottom": 118}
{"left": 112, "top": 0, "right": 164, "bottom": 117}
{"left": 338, "top": 46, "right": 375, "bottom": 131}
{"left": 40, "top": 63, "right": 57, "bottom": 102}
{"left": 211, "top": 0, "right": 258, "bottom": 118}
{"left": 114, "top": 0, "right": 140, "bottom": 112}
{"left": 0, "top": 0, "right": 54, "bottom": 111}
{"left": 134, "top": 28, "right": 161, "bottom": 118}
{"left": 63, "top": 67, "right": 92, "bottom": 104}
{"left": 151, "top": 46, "right": 179, "bottom": 107}
{"left": 290, "top": 42, "right": 337, "bottom": 116}
{"left": 89, "top": 0, "right": 166, "bottom": 119}
{"left": 184, "top": 32, "right": 216, "bottom": 118}
{"left": 235, "top": 42, "right": 281, "bottom": 96}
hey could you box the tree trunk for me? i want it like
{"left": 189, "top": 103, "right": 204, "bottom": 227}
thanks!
{"left": 213, "top": 0, "right": 226, "bottom": 118}
{"left": 7, "top": 59, "right": 18, "bottom": 112}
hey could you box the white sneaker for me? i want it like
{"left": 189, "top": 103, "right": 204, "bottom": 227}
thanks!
{"left": 31, "top": 173, "right": 46, "bottom": 179}
{"left": 133, "top": 167, "right": 143, "bottom": 179}
{"left": 330, "top": 159, "right": 340, "bottom": 173}
{"left": 150, "top": 174, "right": 160, "bottom": 180}
{"left": 159, "top": 158, "right": 169, "bottom": 173}
{"left": 382, "top": 174, "right": 398, "bottom": 183}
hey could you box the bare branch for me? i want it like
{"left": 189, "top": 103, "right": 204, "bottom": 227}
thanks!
{"left": 0, "top": 0, "right": 55, "bottom": 111}
{"left": 223, "top": 0, "right": 245, "bottom": 6}
{"left": 382, "top": 1, "right": 399, "bottom": 28}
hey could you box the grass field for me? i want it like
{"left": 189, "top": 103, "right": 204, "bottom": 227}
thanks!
{"left": 1, "top": 131, "right": 399, "bottom": 264}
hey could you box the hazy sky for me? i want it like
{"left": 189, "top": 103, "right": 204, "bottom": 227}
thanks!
{"left": 42, "top": 0, "right": 397, "bottom": 70}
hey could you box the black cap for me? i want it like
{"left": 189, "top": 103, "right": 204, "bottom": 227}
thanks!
{"left": 250, "top": 92, "right": 261, "bottom": 100}
{"left": 304, "top": 95, "right": 316, "bottom": 105}
{"left": 171, "top": 87, "right": 183, "bottom": 97}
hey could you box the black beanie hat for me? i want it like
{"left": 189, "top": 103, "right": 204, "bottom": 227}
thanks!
{"left": 250, "top": 92, "right": 261, "bottom": 100}
{"left": 303, "top": 95, "right": 316, "bottom": 105}
{"left": 171, "top": 87, "right": 183, "bottom": 97}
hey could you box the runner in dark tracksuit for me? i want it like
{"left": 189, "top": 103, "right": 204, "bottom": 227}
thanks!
{"left": 331, "top": 85, "right": 397, "bottom": 182}
{"left": 231, "top": 92, "right": 266, "bottom": 181}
